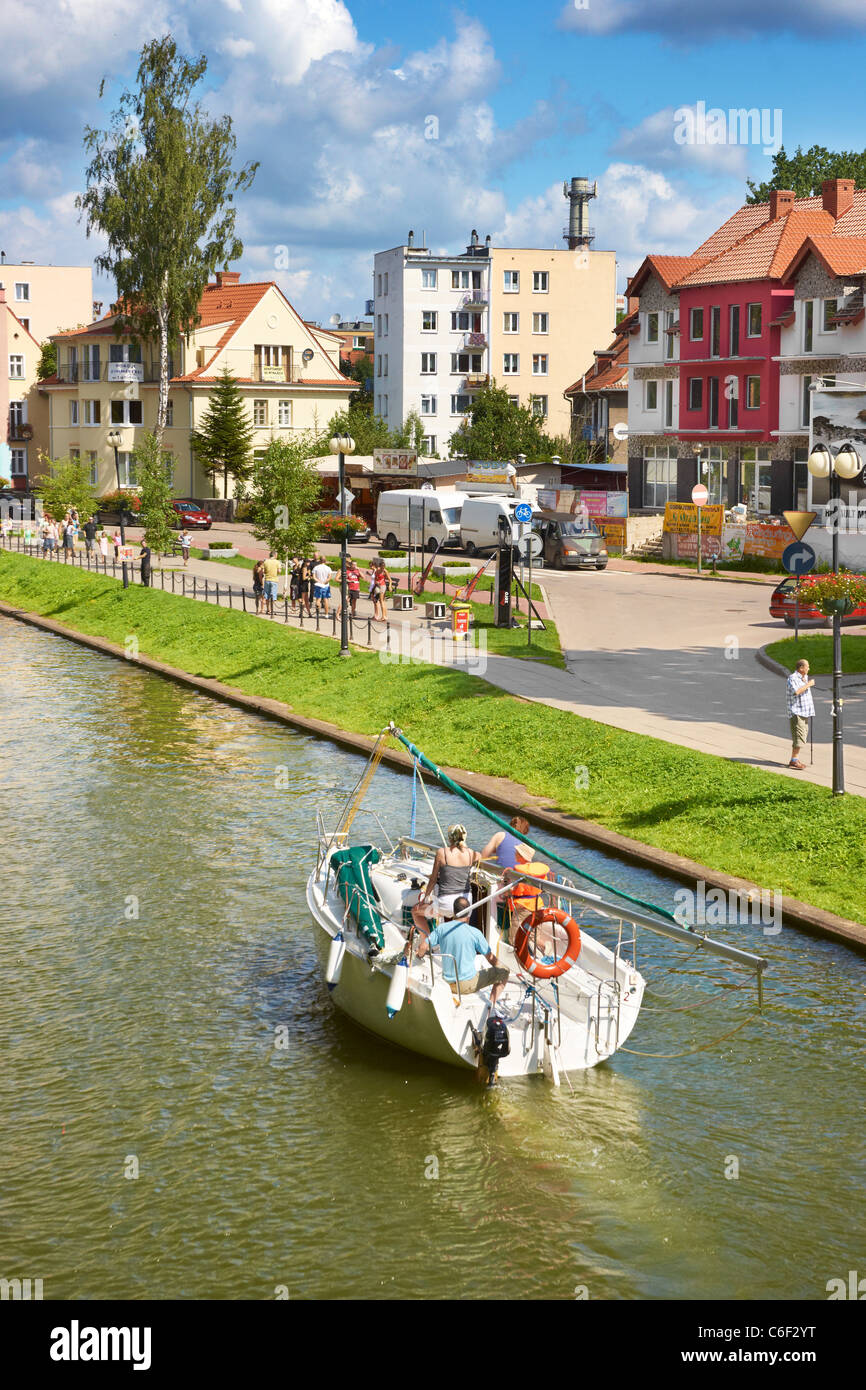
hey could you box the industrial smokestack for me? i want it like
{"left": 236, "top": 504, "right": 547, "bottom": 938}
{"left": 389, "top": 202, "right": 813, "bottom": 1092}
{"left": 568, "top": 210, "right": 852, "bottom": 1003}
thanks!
{"left": 408, "top": 230, "right": 414, "bottom": 247}
{"left": 563, "top": 177, "right": 597, "bottom": 249}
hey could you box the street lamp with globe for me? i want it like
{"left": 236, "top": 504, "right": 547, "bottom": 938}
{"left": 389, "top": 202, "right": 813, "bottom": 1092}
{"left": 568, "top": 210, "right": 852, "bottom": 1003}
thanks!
{"left": 106, "top": 427, "right": 130, "bottom": 589}
{"left": 806, "top": 439, "right": 863, "bottom": 794}
{"left": 329, "top": 434, "right": 356, "bottom": 656}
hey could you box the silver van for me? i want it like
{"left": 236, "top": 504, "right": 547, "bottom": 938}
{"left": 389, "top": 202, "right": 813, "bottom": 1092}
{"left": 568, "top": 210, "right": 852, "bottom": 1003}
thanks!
{"left": 537, "top": 512, "right": 608, "bottom": 570}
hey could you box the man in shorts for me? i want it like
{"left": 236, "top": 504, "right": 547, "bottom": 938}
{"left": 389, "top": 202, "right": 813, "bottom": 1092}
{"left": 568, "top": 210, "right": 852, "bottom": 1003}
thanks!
{"left": 312, "top": 555, "right": 333, "bottom": 615}
{"left": 415, "top": 897, "right": 509, "bottom": 1006}
{"left": 786, "top": 658, "right": 815, "bottom": 769}
{"left": 262, "top": 551, "right": 281, "bottom": 618}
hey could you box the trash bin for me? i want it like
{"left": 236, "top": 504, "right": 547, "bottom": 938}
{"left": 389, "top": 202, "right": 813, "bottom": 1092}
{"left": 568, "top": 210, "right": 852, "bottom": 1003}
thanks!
{"left": 451, "top": 603, "right": 471, "bottom": 639}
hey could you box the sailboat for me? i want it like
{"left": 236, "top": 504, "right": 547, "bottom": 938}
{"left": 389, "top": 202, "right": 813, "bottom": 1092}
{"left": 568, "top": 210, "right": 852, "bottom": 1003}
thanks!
{"left": 306, "top": 724, "right": 767, "bottom": 1085}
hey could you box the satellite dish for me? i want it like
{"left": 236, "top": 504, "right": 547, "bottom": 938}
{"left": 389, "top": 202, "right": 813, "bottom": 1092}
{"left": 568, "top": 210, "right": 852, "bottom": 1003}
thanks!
{"left": 329, "top": 313, "right": 340, "bottom": 327}
{"left": 302, "top": 348, "right": 314, "bottom": 364}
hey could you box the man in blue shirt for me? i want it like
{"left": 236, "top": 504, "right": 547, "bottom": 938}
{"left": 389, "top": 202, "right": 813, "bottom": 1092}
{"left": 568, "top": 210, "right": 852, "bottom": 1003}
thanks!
{"left": 785, "top": 659, "right": 815, "bottom": 770}
{"left": 415, "top": 897, "right": 509, "bottom": 1004}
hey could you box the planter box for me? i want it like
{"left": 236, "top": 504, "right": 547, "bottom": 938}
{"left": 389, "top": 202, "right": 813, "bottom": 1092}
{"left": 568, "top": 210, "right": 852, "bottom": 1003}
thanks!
{"left": 432, "top": 563, "right": 472, "bottom": 579}
{"left": 205, "top": 547, "right": 238, "bottom": 559}
{"left": 382, "top": 557, "right": 408, "bottom": 570}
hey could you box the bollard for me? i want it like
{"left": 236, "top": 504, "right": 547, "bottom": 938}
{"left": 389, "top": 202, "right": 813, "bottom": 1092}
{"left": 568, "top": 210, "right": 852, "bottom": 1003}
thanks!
{"left": 193, "top": 577, "right": 197, "bottom": 598}
{"left": 172, "top": 570, "right": 176, "bottom": 593}
{"left": 160, "top": 568, "right": 165, "bottom": 589}
{"left": 228, "top": 586, "right": 232, "bottom": 609}
{"left": 315, "top": 608, "right": 320, "bottom": 630}
{"left": 368, "top": 617, "right": 371, "bottom": 643}
{"left": 284, "top": 598, "right": 288, "bottom": 624}
{"left": 215, "top": 582, "right": 219, "bottom": 604}
{"left": 242, "top": 589, "right": 246, "bottom": 612}
{"left": 332, "top": 611, "right": 336, "bottom": 636}
{"left": 205, "top": 579, "right": 209, "bottom": 601}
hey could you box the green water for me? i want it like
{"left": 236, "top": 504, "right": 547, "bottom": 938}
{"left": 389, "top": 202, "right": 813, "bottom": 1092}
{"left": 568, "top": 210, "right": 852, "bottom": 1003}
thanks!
{"left": 1, "top": 616, "right": 864, "bottom": 1300}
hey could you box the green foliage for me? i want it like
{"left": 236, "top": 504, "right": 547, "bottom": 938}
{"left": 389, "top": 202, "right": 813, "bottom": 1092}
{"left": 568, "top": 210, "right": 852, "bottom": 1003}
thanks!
{"left": 190, "top": 366, "right": 255, "bottom": 497}
{"left": 342, "top": 353, "right": 373, "bottom": 401}
{"left": 247, "top": 433, "right": 323, "bottom": 563}
{"left": 766, "top": 633, "right": 866, "bottom": 676}
{"left": 133, "top": 432, "right": 176, "bottom": 552}
{"left": 747, "top": 144, "right": 866, "bottom": 203}
{"left": 449, "top": 382, "right": 557, "bottom": 461}
{"left": 77, "top": 35, "right": 258, "bottom": 441}
{"left": 312, "top": 400, "right": 393, "bottom": 456}
{"left": 37, "top": 342, "right": 57, "bottom": 380}
{"left": 393, "top": 407, "right": 425, "bottom": 454}
{"left": 798, "top": 571, "right": 866, "bottom": 614}
{"left": 35, "top": 455, "right": 97, "bottom": 521}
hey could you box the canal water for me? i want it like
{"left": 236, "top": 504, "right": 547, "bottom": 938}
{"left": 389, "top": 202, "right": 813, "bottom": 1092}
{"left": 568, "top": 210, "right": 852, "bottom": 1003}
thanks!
{"left": 1, "top": 615, "right": 863, "bottom": 1301}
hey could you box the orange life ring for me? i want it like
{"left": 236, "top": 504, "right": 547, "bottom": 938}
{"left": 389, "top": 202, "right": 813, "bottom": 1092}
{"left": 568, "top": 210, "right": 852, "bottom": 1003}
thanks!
{"left": 513, "top": 907, "right": 581, "bottom": 980}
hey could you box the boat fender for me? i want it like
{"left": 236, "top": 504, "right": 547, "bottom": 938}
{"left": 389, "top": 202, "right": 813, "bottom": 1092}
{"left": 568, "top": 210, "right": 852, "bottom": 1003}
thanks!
{"left": 514, "top": 909, "right": 581, "bottom": 980}
{"left": 385, "top": 956, "right": 409, "bottom": 1019}
{"left": 325, "top": 930, "right": 346, "bottom": 991}
{"left": 481, "top": 1014, "right": 510, "bottom": 1087}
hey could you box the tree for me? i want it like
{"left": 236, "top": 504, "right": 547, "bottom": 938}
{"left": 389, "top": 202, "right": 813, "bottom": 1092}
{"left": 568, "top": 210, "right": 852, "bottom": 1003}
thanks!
{"left": 747, "top": 145, "right": 866, "bottom": 203}
{"left": 35, "top": 455, "right": 97, "bottom": 521}
{"left": 394, "top": 407, "right": 425, "bottom": 454}
{"left": 77, "top": 35, "right": 258, "bottom": 445}
{"left": 37, "top": 342, "right": 57, "bottom": 380}
{"left": 449, "top": 382, "right": 553, "bottom": 460}
{"left": 342, "top": 353, "right": 373, "bottom": 403}
{"left": 134, "top": 432, "right": 176, "bottom": 553}
{"left": 190, "top": 367, "right": 255, "bottom": 497}
{"left": 312, "top": 400, "right": 393, "bottom": 456}
{"left": 247, "top": 434, "right": 323, "bottom": 566}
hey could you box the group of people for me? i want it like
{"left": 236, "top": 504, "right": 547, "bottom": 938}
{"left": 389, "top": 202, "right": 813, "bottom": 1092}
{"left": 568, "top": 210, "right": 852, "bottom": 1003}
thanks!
{"left": 410, "top": 815, "right": 546, "bottom": 1007}
{"left": 250, "top": 554, "right": 394, "bottom": 623}
{"left": 36, "top": 511, "right": 122, "bottom": 564}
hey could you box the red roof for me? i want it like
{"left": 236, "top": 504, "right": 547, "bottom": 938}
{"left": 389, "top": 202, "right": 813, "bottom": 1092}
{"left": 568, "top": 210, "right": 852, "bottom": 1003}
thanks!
{"left": 779, "top": 233, "right": 866, "bottom": 283}
{"left": 676, "top": 210, "right": 835, "bottom": 287}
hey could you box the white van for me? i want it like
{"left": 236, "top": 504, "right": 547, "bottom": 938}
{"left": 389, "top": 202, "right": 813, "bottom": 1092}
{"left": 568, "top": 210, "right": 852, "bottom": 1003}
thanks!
{"left": 459, "top": 496, "right": 525, "bottom": 555}
{"left": 376, "top": 489, "right": 463, "bottom": 550}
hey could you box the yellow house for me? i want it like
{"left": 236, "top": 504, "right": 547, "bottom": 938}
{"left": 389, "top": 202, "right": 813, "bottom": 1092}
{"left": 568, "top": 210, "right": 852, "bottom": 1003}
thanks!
{"left": 1, "top": 290, "right": 49, "bottom": 489}
{"left": 41, "top": 271, "right": 357, "bottom": 498}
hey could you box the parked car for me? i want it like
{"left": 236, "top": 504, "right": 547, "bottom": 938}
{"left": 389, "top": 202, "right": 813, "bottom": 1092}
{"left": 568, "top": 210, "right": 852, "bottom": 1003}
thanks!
{"left": 770, "top": 575, "right": 866, "bottom": 626}
{"left": 536, "top": 513, "right": 608, "bottom": 570}
{"left": 170, "top": 500, "right": 212, "bottom": 530}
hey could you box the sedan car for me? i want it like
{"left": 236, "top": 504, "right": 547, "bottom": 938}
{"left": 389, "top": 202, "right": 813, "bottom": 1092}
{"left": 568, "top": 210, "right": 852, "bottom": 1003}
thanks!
{"left": 770, "top": 575, "right": 866, "bottom": 626}
{"left": 171, "top": 500, "right": 212, "bottom": 530}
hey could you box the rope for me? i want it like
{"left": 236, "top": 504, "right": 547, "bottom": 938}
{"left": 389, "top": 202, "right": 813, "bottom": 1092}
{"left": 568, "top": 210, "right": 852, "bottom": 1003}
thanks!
{"left": 617, "top": 1011, "right": 761, "bottom": 1059}
{"left": 410, "top": 758, "right": 418, "bottom": 839}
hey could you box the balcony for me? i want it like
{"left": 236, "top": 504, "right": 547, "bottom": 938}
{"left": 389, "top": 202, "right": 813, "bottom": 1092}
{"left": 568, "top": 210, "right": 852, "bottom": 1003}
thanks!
{"left": 462, "top": 291, "right": 488, "bottom": 310}
{"left": 252, "top": 362, "right": 301, "bottom": 383}
{"left": 464, "top": 331, "right": 487, "bottom": 349}
{"left": 7, "top": 421, "right": 33, "bottom": 443}
{"left": 56, "top": 359, "right": 175, "bottom": 384}
{"left": 465, "top": 373, "right": 489, "bottom": 389}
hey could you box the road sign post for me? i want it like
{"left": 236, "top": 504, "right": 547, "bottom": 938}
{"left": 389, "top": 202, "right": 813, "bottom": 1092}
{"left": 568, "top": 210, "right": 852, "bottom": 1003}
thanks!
{"left": 691, "top": 483, "right": 708, "bottom": 575}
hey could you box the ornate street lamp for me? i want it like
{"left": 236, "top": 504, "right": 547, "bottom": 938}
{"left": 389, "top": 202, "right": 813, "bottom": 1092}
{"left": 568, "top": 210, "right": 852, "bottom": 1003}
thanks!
{"left": 106, "top": 427, "right": 129, "bottom": 589}
{"left": 807, "top": 439, "right": 864, "bottom": 794}
{"left": 329, "top": 433, "right": 356, "bottom": 656}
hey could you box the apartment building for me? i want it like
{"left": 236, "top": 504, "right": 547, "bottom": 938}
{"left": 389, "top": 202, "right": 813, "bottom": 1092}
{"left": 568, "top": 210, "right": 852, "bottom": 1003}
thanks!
{"left": 1, "top": 288, "right": 49, "bottom": 489}
{"left": 564, "top": 306, "right": 632, "bottom": 476}
{"left": 373, "top": 228, "right": 615, "bottom": 452}
{"left": 0, "top": 260, "right": 92, "bottom": 345}
{"left": 41, "top": 271, "right": 356, "bottom": 498}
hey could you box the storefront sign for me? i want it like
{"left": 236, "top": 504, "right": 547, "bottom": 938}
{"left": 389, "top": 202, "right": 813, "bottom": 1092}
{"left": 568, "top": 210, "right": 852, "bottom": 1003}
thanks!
{"left": 719, "top": 523, "right": 747, "bottom": 561}
{"left": 108, "top": 362, "right": 143, "bottom": 383}
{"left": 744, "top": 521, "right": 789, "bottom": 560}
{"left": 537, "top": 487, "right": 628, "bottom": 518}
{"left": 373, "top": 449, "right": 418, "bottom": 475}
{"left": 663, "top": 502, "right": 724, "bottom": 536}
{"left": 596, "top": 518, "right": 626, "bottom": 550}
{"left": 466, "top": 461, "right": 515, "bottom": 485}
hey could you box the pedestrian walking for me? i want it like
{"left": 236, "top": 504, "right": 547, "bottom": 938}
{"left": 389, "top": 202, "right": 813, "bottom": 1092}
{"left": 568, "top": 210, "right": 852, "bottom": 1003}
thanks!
{"left": 312, "top": 555, "right": 332, "bottom": 615}
{"left": 368, "top": 560, "right": 389, "bottom": 622}
{"left": 83, "top": 515, "right": 98, "bottom": 554}
{"left": 289, "top": 558, "right": 301, "bottom": 612}
{"left": 346, "top": 558, "right": 361, "bottom": 618}
{"left": 252, "top": 559, "right": 265, "bottom": 615}
{"left": 62, "top": 517, "right": 75, "bottom": 562}
{"left": 785, "top": 658, "right": 816, "bottom": 770}
{"left": 179, "top": 529, "right": 192, "bottom": 567}
{"left": 113, "top": 531, "right": 120, "bottom": 560}
{"left": 139, "top": 541, "right": 152, "bottom": 587}
{"left": 99, "top": 531, "right": 109, "bottom": 564}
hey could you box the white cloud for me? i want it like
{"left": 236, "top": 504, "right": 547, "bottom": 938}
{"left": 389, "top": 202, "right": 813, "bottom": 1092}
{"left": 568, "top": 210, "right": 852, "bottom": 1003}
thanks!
{"left": 611, "top": 106, "right": 750, "bottom": 176}
{"left": 217, "top": 37, "right": 256, "bottom": 60}
{"left": 558, "top": 0, "right": 866, "bottom": 39}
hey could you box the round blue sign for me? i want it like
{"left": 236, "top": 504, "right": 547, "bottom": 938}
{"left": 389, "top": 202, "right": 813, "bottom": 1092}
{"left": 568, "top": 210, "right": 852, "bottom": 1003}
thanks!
{"left": 782, "top": 541, "right": 816, "bottom": 576}
{"left": 514, "top": 502, "right": 533, "bottom": 524}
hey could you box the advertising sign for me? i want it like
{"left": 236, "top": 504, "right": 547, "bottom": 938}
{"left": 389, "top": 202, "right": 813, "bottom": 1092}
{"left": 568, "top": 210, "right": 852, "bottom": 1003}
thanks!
{"left": 596, "top": 518, "right": 626, "bottom": 550}
{"left": 466, "top": 461, "right": 515, "bottom": 485}
{"left": 374, "top": 449, "right": 418, "bottom": 475}
{"left": 743, "top": 521, "right": 789, "bottom": 560}
{"left": 108, "top": 362, "right": 144, "bottom": 384}
{"left": 537, "top": 487, "right": 628, "bottom": 518}
{"left": 719, "top": 523, "right": 747, "bottom": 561}
{"left": 675, "top": 532, "right": 722, "bottom": 560}
{"left": 663, "top": 502, "right": 724, "bottom": 536}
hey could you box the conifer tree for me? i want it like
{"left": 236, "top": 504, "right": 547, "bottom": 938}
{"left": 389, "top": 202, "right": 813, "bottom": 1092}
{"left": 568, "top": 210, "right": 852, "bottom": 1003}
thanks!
{"left": 190, "top": 367, "right": 255, "bottom": 497}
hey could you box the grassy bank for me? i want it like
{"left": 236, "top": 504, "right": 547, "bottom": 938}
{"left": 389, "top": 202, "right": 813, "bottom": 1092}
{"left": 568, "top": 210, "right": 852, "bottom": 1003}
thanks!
{"left": 765, "top": 632, "right": 866, "bottom": 675}
{"left": 2, "top": 549, "right": 864, "bottom": 922}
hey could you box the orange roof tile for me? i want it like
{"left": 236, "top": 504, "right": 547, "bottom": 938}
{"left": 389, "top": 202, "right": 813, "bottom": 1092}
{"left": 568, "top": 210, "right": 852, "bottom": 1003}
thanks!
{"left": 675, "top": 209, "right": 834, "bottom": 287}
{"left": 779, "top": 233, "right": 866, "bottom": 283}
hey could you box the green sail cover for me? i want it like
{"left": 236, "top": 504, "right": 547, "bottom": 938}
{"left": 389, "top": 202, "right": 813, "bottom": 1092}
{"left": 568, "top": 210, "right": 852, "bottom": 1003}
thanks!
{"left": 330, "top": 844, "right": 386, "bottom": 950}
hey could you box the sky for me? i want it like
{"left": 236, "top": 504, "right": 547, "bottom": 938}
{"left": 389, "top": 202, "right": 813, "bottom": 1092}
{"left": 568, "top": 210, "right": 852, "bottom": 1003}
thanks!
{"left": 3, "top": 0, "right": 866, "bottom": 329}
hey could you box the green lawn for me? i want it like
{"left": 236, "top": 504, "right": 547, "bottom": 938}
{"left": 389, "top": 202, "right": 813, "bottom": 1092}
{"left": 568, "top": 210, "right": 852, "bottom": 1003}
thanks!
{"left": 765, "top": 633, "right": 866, "bottom": 675}
{"left": 2, "top": 549, "right": 865, "bottom": 923}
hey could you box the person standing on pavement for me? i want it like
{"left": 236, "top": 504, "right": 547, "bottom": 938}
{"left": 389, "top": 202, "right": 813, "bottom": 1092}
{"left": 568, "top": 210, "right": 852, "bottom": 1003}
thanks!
{"left": 252, "top": 559, "right": 265, "bottom": 615}
{"left": 262, "top": 551, "right": 281, "bottom": 617}
{"left": 139, "top": 541, "right": 152, "bottom": 587}
{"left": 786, "top": 658, "right": 815, "bottom": 770}
{"left": 83, "top": 515, "right": 98, "bottom": 555}
{"left": 179, "top": 529, "right": 192, "bottom": 567}
{"left": 312, "top": 555, "right": 332, "bottom": 615}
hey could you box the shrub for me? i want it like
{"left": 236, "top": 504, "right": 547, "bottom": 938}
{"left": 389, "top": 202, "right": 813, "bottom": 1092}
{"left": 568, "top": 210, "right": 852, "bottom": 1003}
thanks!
{"left": 441, "top": 559, "right": 471, "bottom": 567}
{"left": 208, "top": 540, "right": 235, "bottom": 550}
{"left": 378, "top": 549, "right": 406, "bottom": 558}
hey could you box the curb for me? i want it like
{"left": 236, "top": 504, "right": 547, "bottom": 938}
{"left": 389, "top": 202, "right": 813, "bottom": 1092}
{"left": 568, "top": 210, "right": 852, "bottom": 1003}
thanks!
{"left": 756, "top": 647, "right": 789, "bottom": 677}
{"left": 2, "top": 597, "right": 864, "bottom": 955}
{"left": 611, "top": 561, "right": 778, "bottom": 587}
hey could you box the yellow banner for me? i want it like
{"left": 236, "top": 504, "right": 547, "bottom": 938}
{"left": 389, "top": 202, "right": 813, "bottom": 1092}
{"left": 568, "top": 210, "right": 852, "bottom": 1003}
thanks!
{"left": 663, "top": 501, "right": 724, "bottom": 536}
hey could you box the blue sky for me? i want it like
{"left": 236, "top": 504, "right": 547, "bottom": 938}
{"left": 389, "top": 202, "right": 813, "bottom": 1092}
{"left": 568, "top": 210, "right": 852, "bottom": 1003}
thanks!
{"left": 3, "top": 0, "right": 866, "bottom": 327}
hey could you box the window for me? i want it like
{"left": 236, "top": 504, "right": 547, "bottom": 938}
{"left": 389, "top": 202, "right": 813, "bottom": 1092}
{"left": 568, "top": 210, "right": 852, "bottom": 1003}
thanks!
{"left": 10, "top": 448, "right": 26, "bottom": 475}
{"left": 82, "top": 345, "right": 100, "bottom": 381}
{"left": 118, "top": 452, "right": 136, "bottom": 487}
{"left": 664, "top": 311, "right": 676, "bottom": 361}
{"left": 688, "top": 378, "right": 703, "bottom": 411}
{"left": 532, "top": 354, "right": 548, "bottom": 375}
{"left": 278, "top": 400, "right": 292, "bottom": 427}
{"left": 110, "top": 399, "right": 143, "bottom": 425}
{"left": 503, "top": 353, "right": 519, "bottom": 375}
{"left": 87, "top": 451, "right": 98, "bottom": 487}
{"left": 421, "top": 395, "right": 437, "bottom": 416}
{"left": 420, "top": 352, "right": 437, "bottom": 374}
{"left": 9, "top": 400, "right": 25, "bottom": 429}
{"left": 70, "top": 399, "right": 79, "bottom": 426}
{"left": 253, "top": 399, "right": 268, "bottom": 426}
{"left": 352, "top": 336, "right": 365, "bottom": 349}
{"left": 643, "top": 445, "right": 678, "bottom": 507}
{"left": 9, "top": 354, "right": 24, "bottom": 378}
{"left": 383, "top": 354, "right": 388, "bottom": 377}
{"left": 421, "top": 269, "right": 437, "bottom": 289}
{"left": 729, "top": 304, "right": 740, "bottom": 357}
{"left": 19, "top": 319, "right": 29, "bottom": 333}
{"left": 710, "top": 306, "right": 721, "bottom": 358}
{"left": 728, "top": 377, "right": 739, "bottom": 428}
{"left": 804, "top": 299, "right": 814, "bottom": 353}
{"left": 383, "top": 273, "right": 388, "bottom": 295}
{"left": 708, "top": 376, "right": 719, "bottom": 427}
{"left": 741, "top": 447, "right": 772, "bottom": 514}
{"left": 70, "top": 447, "right": 80, "bottom": 461}
{"left": 377, "top": 314, "right": 382, "bottom": 335}
{"left": 421, "top": 310, "right": 437, "bottom": 332}
{"left": 109, "top": 342, "right": 142, "bottom": 363}
{"left": 688, "top": 308, "right": 702, "bottom": 341}
{"left": 377, "top": 274, "right": 382, "bottom": 296}
{"left": 14, "top": 283, "right": 29, "bottom": 302}
{"left": 507, "top": 394, "right": 519, "bottom": 407}
{"left": 530, "top": 395, "right": 548, "bottom": 417}
{"left": 451, "top": 394, "right": 471, "bottom": 414}
{"left": 701, "top": 444, "right": 727, "bottom": 505}
{"left": 384, "top": 314, "right": 389, "bottom": 336}
{"left": 451, "top": 352, "right": 484, "bottom": 374}
{"left": 377, "top": 354, "right": 382, "bottom": 377}
{"left": 823, "top": 298, "right": 838, "bottom": 332}
{"left": 745, "top": 376, "right": 760, "bottom": 409}
{"left": 645, "top": 380, "right": 658, "bottom": 411}
{"left": 532, "top": 313, "right": 549, "bottom": 334}
{"left": 422, "top": 435, "right": 436, "bottom": 454}
{"left": 646, "top": 313, "right": 659, "bottom": 344}
{"left": 533, "top": 271, "right": 549, "bottom": 292}
{"left": 83, "top": 399, "right": 101, "bottom": 426}
{"left": 746, "top": 303, "right": 762, "bottom": 337}
{"left": 503, "top": 312, "right": 519, "bottom": 334}
{"left": 383, "top": 395, "right": 388, "bottom": 415}
{"left": 664, "top": 379, "right": 674, "bottom": 428}
{"left": 504, "top": 270, "right": 520, "bottom": 293}
{"left": 165, "top": 399, "right": 174, "bottom": 427}
{"left": 452, "top": 269, "right": 482, "bottom": 290}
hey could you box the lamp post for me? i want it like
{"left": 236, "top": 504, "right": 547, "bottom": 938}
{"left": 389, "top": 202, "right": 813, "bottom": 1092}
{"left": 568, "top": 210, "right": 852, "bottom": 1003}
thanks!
{"left": 806, "top": 439, "right": 862, "bottom": 796}
{"left": 329, "top": 433, "right": 356, "bottom": 657}
{"left": 107, "top": 427, "right": 129, "bottom": 589}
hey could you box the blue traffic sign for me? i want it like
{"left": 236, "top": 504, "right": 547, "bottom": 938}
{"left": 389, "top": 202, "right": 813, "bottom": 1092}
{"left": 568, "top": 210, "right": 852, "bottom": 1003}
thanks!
{"left": 782, "top": 541, "right": 816, "bottom": 576}
{"left": 514, "top": 502, "right": 533, "bottom": 524}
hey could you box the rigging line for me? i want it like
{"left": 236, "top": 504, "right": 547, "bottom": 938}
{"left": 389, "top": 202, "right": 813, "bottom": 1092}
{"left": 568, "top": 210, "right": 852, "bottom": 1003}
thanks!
{"left": 415, "top": 760, "right": 447, "bottom": 846}
{"left": 410, "top": 758, "right": 418, "bottom": 840}
{"left": 618, "top": 1012, "right": 762, "bottom": 1059}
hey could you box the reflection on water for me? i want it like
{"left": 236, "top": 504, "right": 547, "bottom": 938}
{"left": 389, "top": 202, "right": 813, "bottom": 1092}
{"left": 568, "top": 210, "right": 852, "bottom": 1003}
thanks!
{"left": 1, "top": 616, "right": 863, "bottom": 1301}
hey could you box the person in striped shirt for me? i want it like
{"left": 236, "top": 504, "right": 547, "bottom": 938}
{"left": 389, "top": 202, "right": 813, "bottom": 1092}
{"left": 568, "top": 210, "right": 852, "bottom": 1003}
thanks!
{"left": 786, "top": 659, "right": 815, "bottom": 770}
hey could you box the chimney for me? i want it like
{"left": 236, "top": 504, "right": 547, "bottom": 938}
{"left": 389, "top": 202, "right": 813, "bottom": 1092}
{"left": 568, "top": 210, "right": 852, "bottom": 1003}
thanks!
{"left": 215, "top": 270, "right": 241, "bottom": 287}
{"left": 822, "top": 178, "right": 855, "bottom": 220}
{"left": 769, "top": 190, "right": 795, "bottom": 220}
{"left": 408, "top": 229, "right": 414, "bottom": 247}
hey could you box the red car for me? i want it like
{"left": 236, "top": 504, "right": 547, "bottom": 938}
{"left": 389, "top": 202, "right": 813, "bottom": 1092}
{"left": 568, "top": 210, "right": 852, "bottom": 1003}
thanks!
{"left": 171, "top": 500, "right": 212, "bottom": 530}
{"left": 770, "top": 575, "right": 866, "bottom": 626}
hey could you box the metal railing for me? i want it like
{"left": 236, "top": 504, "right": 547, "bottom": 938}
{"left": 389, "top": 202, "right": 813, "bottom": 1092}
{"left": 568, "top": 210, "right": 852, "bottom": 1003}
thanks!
{"left": 57, "top": 360, "right": 175, "bottom": 384}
